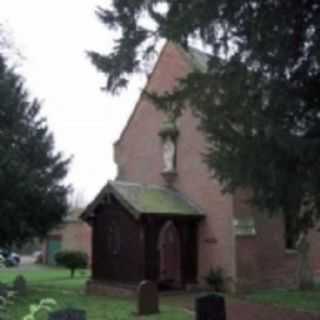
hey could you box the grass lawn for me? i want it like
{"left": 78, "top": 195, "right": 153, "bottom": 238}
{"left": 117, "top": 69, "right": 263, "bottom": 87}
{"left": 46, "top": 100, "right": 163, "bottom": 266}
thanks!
{"left": 247, "top": 288, "right": 320, "bottom": 313}
{"left": 162, "top": 284, "right": 320, "bottom": 315}
{"left": 0, "top": 266, "right": 89, "bottom": 290}
{"left": 0, "top": 266, "right": 192, "bottom": 320}
{"left": 2, "top": 266, "right": 320, "bottom": 318}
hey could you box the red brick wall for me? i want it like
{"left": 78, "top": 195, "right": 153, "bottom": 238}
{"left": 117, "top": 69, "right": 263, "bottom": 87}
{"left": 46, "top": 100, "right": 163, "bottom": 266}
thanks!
{"left": 234, "top": 189, "right": 320, "bottom": 291}
{"left": 114, "top": 43, "right": 235, "bottom": 286}
{"left": 236, "top": 214, "right": 299, "bottom": 290}
{"left": 307, "top": 229, "right": 320, "bottom": 278}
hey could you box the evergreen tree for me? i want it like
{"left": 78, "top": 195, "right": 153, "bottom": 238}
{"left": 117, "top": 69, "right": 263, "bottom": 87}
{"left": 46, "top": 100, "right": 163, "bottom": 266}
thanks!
{"left": 0, "top": 48, "right": 70, "bottom": 248}
{"left": 89, "top": 1, "right": 320, "bottom": 288}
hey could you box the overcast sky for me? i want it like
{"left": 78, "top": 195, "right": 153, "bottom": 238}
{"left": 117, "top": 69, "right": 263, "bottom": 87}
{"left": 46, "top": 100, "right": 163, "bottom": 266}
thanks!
{"left": 0, "top": 0, "right": 148, "bottom": 205}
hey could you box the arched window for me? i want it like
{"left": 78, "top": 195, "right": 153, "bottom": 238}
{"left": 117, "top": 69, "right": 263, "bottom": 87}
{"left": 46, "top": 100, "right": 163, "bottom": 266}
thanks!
{"left": 107, "top": 221, "right": 121, "bottom": 255}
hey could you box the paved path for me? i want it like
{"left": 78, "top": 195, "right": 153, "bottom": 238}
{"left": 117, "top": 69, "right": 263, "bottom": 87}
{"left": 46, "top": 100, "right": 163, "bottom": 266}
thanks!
{"left": 20, "top": 255, "right": 35, "bottom": 265}
{"left": 15, "top": 255, "right": 42, "bottom": 271}
{"left": 162, "top": 293, "right": 320, "bottom": 320}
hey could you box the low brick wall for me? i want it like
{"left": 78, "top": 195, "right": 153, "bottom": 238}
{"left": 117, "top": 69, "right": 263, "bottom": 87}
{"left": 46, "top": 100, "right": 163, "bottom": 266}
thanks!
{"left": 226, "top": 299, "right": 320, "bottom": 320}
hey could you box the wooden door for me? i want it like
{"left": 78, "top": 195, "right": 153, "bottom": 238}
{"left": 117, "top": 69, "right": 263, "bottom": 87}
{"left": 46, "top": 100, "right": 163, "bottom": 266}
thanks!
{"left": 158, "top": 221, "right": 181, "bottom": 287}
{"left": 47, "top": 237, "right": 61, "bottom": 265}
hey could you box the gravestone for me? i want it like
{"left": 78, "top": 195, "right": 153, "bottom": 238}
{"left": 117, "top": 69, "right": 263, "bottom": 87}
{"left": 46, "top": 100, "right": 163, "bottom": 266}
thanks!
{"left": 48, "top": 309, "right": 86, "bottom": 320}
{"left": 137, "top": 280, "right": 159, "bottom": 315}
{"left": 13, "top": 275, "right": 27, "bottom": 296}
{"left": 0, "top": 282, "right": 9, "bottom": 298}
{"left": 195, "top": 294, "right": 226, "bottom": 320}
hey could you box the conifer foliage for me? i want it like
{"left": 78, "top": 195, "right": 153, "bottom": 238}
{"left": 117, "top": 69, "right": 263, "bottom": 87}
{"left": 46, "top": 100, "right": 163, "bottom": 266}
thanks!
{"left": 89, "top": 2, "right": 320, "bottom": 250}
{"left": 0, "top": 48, "right": 70, "bottom": 247}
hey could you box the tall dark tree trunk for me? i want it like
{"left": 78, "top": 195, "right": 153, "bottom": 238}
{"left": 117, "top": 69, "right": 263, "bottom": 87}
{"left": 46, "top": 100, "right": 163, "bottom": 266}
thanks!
{"left": 70, "top": 268, "right": 75, "bottom": 278}
{"left": 296, "top": 233, "right": 314, "bottom": 290}
{"left": 284, "top": 182, "right": 314, "bottom": 290}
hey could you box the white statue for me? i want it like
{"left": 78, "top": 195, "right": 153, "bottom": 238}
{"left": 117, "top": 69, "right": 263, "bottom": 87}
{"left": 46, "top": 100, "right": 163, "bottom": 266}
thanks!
{"left": 163, "top": 136, "right": 176, "bottom": 172}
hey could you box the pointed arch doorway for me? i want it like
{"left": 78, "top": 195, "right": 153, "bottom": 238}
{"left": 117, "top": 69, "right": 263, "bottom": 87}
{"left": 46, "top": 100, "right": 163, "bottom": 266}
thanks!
{"left": 158, "top": 221, "right": 181, "bottom": 288}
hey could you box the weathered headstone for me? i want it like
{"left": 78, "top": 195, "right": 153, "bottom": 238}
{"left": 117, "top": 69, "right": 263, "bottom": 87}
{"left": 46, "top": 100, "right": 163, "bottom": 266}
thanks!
{"left": 195, "top": 294, "right": 226, "bottom": 320}
{"left": 0, "top": 282, "right": 8, "bottom": 298}
{"left": 137, "top": 280, "right": 159, "bottom": 315}
{"left": 13, "top": 275, "right": 27, "bottom": 296}
{"left": 48, "top": 309, "right": 86, "bottom": 320}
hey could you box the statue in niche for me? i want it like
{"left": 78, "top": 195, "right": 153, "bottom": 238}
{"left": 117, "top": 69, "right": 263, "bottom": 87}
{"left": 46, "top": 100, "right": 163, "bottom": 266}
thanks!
{"left": 163, "top": 136, "right": 176, "bottom": 172}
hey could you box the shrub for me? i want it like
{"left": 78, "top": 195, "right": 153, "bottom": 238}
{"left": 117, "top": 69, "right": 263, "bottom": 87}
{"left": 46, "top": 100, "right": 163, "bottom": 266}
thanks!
{"left": 54, "top": 250, "right": 88, "bottom": 278}
{"left": 22, "top": 298, "right": 56, "bottom": 320}
{"left": 204, "top": 267, "right": 225, "bottom": 292}
{"left": 0, "top": 290, "right": 14, "bottom": 320}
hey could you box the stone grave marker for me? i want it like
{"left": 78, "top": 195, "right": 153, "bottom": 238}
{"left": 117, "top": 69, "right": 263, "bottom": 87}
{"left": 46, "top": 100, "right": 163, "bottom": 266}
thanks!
{"left": 48, "top": 308, "right": 86, "bottom": 320}
{"left": 0, "top": 282, "right": 8, "bottom": 298}
{"left": 13, "top": 275, "right": 27, "bottom": 296}
{"left": 137, "top": 280, "right": 159, "bottom": 315}
{"left": 195, "top": 294, "right": 226, "bottom": 320}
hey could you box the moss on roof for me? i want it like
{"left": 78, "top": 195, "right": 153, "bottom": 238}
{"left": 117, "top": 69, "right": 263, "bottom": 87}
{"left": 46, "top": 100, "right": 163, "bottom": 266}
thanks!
{"left": 110, "top": 181, "right": 203, "bottom": 217}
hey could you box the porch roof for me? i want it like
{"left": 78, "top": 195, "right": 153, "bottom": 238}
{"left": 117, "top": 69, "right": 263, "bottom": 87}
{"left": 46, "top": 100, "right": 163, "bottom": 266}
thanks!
{"left": 82, "top": 180, "right": 204, "bottom": 220}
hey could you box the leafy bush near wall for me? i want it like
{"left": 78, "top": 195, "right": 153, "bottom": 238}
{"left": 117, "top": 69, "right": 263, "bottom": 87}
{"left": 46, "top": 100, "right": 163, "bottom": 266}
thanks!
{"left": 204, "top": 267, "right": 225, "bottom": 293}
{"left": 55, "top": 250, "right": 88, "bottom": 278}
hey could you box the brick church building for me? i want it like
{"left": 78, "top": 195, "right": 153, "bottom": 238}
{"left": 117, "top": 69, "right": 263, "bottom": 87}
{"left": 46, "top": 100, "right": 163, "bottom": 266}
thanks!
{"left": 82, "top": 42, "right": 320, "bottom": 292}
